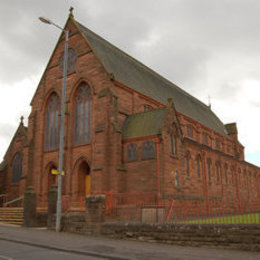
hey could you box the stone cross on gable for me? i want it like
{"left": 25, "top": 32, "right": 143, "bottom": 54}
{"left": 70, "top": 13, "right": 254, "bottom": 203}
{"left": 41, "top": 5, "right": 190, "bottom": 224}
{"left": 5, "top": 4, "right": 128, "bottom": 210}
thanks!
{"left": 20, "top": 116, "right": 24, "bottom": 125}
{"left": 69, "top": 6, "right": 74, "bottom": 18}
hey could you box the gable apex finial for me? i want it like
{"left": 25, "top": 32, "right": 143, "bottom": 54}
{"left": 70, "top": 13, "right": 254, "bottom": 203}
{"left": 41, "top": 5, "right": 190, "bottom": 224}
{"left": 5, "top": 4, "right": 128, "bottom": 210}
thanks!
{"left": 69, "top": 6, "right": 74, "bottom": 19}
{"left": 20, "top": 116, "right": 24, "bottom": 125}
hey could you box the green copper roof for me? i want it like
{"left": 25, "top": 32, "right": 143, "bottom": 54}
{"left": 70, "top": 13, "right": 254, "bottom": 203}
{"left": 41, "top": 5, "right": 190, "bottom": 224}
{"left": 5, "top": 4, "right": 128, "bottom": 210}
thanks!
{"left": 77, "top": 21, "right": 228, "bottom": 137}
{"left": 122, "top": 108, "right": 167, "bottom": 140}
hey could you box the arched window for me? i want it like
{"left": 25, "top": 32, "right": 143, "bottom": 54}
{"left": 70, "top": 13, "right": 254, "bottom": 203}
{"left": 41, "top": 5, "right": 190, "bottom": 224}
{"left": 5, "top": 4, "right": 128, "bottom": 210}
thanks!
{"left": 231, "top": 167, "right": 235, "bottom": 185}
{"left": 185, "top": 154, "right": 190, "bottom": 177}
{"left": 170, "top": 134, "right": 177, "bottom": 155}
{"left": 207, "top": 159, "right": 211, "bottom": 182}
{"left": 196, "top": 155, "right": 202, "bottom": 178}
{"left": 127, "top": 143, "right": 138, "bottom": 162}
{"left": 174, "top": 171, "right": 179, "bottom": 188}
{"left": 142, "top": 141, "right": 155, "bottom": 160}
{"left": 202, "top": 133, "right": 208, "bottom": 145}
{"left": 187, "top": 124, "right": 193, "bottom": 138}
{"left": 224, "top": 164, "right": 228, "bottom": 184}
{"left": 45, "top": 92, "right": 60, "bottom": 150}
{"left": 12, "top": 153, "right": 22, "bottom": 184}
{"left": 238, "top": 168, "right": 241, "bottom": 185}
{"left": 243, "top": 170, "right": 247, "bottom": 187}
{"left": 74, "top": 82, "right": 92, "bottom": 144}
{"left": 216, "top": 163, "right": 221, "bottom": 183}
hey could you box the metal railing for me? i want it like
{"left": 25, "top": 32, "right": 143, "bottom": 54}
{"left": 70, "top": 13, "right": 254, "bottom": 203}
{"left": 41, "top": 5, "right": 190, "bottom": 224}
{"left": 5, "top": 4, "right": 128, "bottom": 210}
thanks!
{"left": 0, "top": 194, "right": 8, "bottom": 207}
{"left": 3, "top": 196, "right": 24, "bottom": 208}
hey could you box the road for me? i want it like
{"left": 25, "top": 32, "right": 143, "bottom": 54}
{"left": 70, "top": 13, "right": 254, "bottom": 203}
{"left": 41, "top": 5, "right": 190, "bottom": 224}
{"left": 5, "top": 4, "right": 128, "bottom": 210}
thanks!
{"left": 0, "top": 240, "right": 106, "bottom": 260}
{"left": 0, "top": 224, "right": 259, "bottom": 260}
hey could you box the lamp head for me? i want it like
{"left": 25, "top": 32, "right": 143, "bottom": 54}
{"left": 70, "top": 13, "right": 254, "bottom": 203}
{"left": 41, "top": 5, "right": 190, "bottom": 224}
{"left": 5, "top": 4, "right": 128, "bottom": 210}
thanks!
{"left": 39, "top": 17, "right": 52, "bottom": 24}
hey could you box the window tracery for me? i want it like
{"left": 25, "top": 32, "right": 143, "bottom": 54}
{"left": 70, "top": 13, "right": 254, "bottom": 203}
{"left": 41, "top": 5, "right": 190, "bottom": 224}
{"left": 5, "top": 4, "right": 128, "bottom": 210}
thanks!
{"left": 74, "top": 82, "right": 92, "bottom": 144}
{"left": 45, "top": 92, "right": 60, "bottom": 150}
{"left": 12, "top": 153, "right": 22, "bottom": 184}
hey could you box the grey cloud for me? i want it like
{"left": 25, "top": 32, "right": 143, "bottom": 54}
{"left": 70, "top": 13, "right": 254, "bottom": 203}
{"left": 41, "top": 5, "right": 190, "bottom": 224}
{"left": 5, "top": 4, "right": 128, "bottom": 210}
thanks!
{"left": 0, "top": 123, "right": 16, "bottom": 140}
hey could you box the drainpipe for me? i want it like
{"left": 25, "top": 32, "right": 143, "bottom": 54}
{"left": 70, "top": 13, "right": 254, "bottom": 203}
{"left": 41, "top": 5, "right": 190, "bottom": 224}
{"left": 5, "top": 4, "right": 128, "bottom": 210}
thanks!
{"left": 202, "top": 151, "right": 210, "bottom": 215}
{"left": 235, "top": 164, "right": 241, "bottom": 213}
{"left": 156, "top": 137, "right": 161, "bottom": 205}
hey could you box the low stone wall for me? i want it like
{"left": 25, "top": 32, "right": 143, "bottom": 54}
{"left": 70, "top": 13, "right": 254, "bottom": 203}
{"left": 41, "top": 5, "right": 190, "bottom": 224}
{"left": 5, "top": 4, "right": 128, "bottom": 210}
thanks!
{"left": 61, "top": 213, "right": 87, "bottom": 233}
{"left": 35, "top": 212, "right": 48, "bottom": 227}
{"left": 101, "top": 223, "right": 260, "bottom": 251}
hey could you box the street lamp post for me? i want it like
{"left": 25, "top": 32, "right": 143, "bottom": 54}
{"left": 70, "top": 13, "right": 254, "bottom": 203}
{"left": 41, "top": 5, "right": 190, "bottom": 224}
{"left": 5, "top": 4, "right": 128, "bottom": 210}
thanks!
{"left": 39, "top": 16, "right": 69, "bottom": 232}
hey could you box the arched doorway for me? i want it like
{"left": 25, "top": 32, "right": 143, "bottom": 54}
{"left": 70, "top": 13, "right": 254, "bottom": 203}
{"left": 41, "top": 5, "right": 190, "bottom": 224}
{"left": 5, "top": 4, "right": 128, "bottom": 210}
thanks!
{"left": 48, "top": 166, "right": 57, "bottom": 191}
{"left": 78, "top": 161, "right": 91, "bottom": 197}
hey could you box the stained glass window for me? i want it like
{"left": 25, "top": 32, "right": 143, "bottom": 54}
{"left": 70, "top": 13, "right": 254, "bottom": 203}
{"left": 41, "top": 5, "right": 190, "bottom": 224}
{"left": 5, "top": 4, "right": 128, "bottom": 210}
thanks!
{"left": 127, "top": 143, "right": 138, "bottom": 162}
{"left": 45, "top": 92, "right": 60, "bottom": 150}
{"left": 12, "top": 153, "right": 22, "bottom": 184}
{"left": 142, "top": 141, "right": 155, "bottom": 160}
{"left": 170, "top": 134, "right": 177, "bottom": 155}
{"left": 74, "top": 83, "right": 92, "bottom": 144}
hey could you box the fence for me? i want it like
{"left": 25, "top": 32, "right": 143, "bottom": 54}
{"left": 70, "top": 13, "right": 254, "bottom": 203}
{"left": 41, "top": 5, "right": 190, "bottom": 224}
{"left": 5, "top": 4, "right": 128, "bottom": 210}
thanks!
{"left": 35, "top": 191, "right": 260, "bottom": 224}
{"left": 103, "top": 192, "right": 260, "bottom": 224}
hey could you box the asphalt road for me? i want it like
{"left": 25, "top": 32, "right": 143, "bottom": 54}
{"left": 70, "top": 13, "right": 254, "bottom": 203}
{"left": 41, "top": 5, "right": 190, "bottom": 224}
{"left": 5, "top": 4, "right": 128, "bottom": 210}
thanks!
{"left": 0, "top": 240, "right": 107, "bottom": 260}
{"left": 0, "top": 224, "right": 260, "bottom": 260}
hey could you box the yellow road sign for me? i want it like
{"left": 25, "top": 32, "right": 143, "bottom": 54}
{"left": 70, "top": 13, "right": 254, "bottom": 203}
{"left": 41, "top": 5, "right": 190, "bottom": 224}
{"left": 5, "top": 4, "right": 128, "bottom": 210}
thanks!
{"left": 51, "top": 169, "right": 65, "bottom": 175}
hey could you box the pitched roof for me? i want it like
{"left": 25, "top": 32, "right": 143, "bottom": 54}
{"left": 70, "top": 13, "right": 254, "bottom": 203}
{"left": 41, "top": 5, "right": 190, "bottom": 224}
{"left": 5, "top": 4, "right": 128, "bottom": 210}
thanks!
{"left": 122, "top": 108, "right": 167, "bottom": 140}
{"left": 76, "top": 20, "right": 228, "bottom": 137}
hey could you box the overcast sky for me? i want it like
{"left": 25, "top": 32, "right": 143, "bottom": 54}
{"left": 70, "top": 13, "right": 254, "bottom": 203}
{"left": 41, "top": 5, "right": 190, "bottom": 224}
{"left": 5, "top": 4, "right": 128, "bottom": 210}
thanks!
{"left": 0, "top": 0, "right": 260, "bottom": 166}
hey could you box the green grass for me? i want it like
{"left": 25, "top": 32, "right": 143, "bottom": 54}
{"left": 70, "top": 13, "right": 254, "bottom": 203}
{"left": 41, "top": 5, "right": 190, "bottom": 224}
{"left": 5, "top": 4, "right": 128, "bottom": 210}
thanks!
{"left": 179, "top": 213, "right": 260, "bottom": 224}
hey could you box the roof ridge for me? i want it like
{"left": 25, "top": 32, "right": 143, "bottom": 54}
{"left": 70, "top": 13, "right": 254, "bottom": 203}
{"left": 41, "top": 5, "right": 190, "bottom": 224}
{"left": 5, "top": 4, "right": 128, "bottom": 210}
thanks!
{"left": 76, "top": 20, "right": 210, "bottom": 110}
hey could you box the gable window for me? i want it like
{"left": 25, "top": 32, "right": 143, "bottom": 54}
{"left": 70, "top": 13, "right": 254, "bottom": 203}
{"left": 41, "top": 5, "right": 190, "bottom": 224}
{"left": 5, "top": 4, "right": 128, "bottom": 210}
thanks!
{"left": 187, "top": 124, "right": 193, "bottom": 138}
{"left": 12, "top": 153, "right": 22, "bottom": 184}
{"left": 226, "top": 144, "right": 231, "bottom": 153}
{"left": 202, "top": 133, "right": 208, "bottom": 145}
{"left": 143, "top": 104, "right": 153, "bottom": 112}
{"left": 170, "top": 134, "right": 177, "bottom": 155}
{"left": 74, "top": 82, "right": 92, "bottom": 145}
{"left": 215, "top": 138, "right": 221, "bottom": 150}
{"left": 126, "top": 143, "right": 138, "bottom": 162}
{"left": 45, "top": 92, "right": 60, "bottom": 150}
{"left": 142, "top": 141, "right": 155, "bottom": 160}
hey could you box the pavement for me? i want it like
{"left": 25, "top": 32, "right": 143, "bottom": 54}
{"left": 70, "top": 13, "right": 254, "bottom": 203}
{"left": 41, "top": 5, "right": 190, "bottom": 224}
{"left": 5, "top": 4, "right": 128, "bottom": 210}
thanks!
{"left": 0, "top": 223, "right": 259, "bottom": 260}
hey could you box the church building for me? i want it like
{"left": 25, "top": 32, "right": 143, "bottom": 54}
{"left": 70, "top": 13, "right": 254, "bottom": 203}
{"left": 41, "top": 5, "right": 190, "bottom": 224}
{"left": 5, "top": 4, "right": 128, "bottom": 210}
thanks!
{"left": 0, "top": 11, "right": 259, "bottom": 213}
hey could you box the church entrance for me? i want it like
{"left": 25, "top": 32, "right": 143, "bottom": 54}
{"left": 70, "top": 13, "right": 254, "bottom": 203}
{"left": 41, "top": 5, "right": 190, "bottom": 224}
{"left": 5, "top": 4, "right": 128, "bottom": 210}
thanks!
{"left": 78, "top": 161, "right": 91, "bottom": 197}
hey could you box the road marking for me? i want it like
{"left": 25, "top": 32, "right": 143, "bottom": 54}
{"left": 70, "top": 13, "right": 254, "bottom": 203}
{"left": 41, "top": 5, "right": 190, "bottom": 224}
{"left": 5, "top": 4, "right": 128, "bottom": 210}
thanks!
{"left": 0, "top": 255, "right": 13, "bottom": 260}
